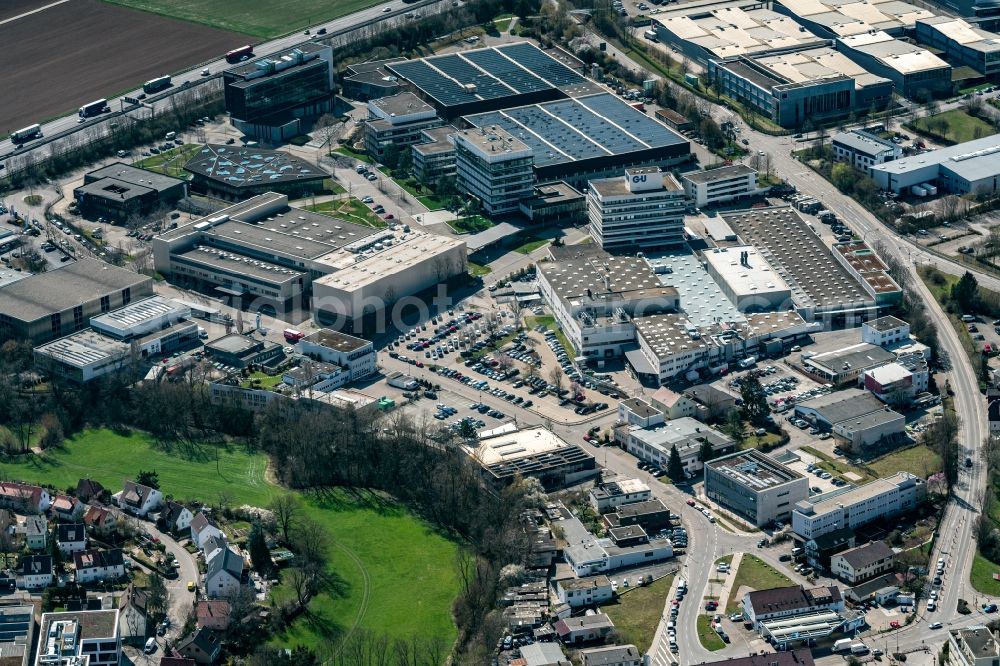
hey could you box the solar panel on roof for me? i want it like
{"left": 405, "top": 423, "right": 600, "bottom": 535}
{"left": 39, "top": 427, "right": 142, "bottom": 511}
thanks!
{"left": 427, "top": 54, "right": 514, "bottom": 99}
{"left": 496, "top": 42, "right": 585, "bottom": 87}
{"left": 388, "top": 60, "right": 479, "bottom": 106}
{"left": 462, "top": 49, "right": 550, "bottom": 93}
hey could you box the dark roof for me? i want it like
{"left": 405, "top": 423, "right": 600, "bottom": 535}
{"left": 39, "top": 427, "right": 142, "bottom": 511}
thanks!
{"left": 75, "top": 479, "right": 105, "bottom": 500}
{"left": 19, "top": 555, "right": 51, "bottom": 576}
{"left": 808, "top": 526, "right": 855, "bottom": 552}
{"left": 582, "top": 645, "right": 642, "bottom": 666}
{"left": 990, "top": 397, "right": 1000, "bottom": 424}
{"left": 207, "top": 547, "right": 243, "bottom": 582}
{"left": 201, "top": 535, "right": 227, "bottom": 558}
{"left": 161, "top": 501, "right": 190, "bottom": 529}
{"left": 837, "top": 541, "right": 894, "bottom": 569}
{"left": 957, "top": 626, "right": 1000, "bottom": 658}
{"left": 190, "top": 512, "right": 218, "bottom": 536}
{"left": 177, "top": 627, "right": 222, "bottom": 659}
{"left": 160, "top": 658, "right": 196, "bottom": 666}
{"left": 693, "top": 649, "right": 815, "bottom": 666}
{"left": 614, "top": 499, "right": 668, "bottom": 519}
{"left": 122, "top": 480, "right": 157, "bottom": 508}
{"left": 73, "top": 548, "right": 124, "bottom": 571}
{"left": 24, "top": 515, "right": 46, "bottom": 537}
{"left": 746, "top": 585, "right": 842, "bottom": 616}
{"left": 58, "top": 523, "right": 86, "bottom": 544}
{"left": 866, "top": 315, "right": 908, "bottom": 332}
{"left": 84, "top": 162, "right": 185, "bottom": 193}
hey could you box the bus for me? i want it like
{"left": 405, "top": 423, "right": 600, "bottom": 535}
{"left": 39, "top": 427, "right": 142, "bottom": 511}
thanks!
{"left": 225, "top": 45, "right": 254, "bottom": 63}
{"left": 79, "top": 99, "right": 110, "bottom": 119}
{"left": 283, "top": 328, "right": 306, "bottom": 343}
{"left": 142, "top": 75, "right": 172, "bottom": 94}
{"left": 10, "top": 124, "right": 42, "bottom": 144}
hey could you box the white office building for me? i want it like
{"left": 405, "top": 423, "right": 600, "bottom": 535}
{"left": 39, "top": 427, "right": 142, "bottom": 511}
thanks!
{"left": 831, "top": 130, "right": 901, "bottom": 172}
{"left": 862, "top": 315, "right": 911, "bottom": 348}
{"left": 791, "top": 472, "right": 926, "bottom": 539}
{"left": 452, "top": 127, "right": 534, "bottom": 216}
{"left": 618, "top": 417, "right": 736, "bottom": 476}
{"left": 36, "top": 610, "right": 121, "bottom": 666}
{"left": 705, "top": 450, "right": 809, "bottom": 527}
{"left": 295, "top": 329, "right": 375, "bottom": 383}
{"left": 587, "top": 167, "right": 686, "bottom": 251}
{"left": 681, "top": 164, "right": 759, "bottom": 207}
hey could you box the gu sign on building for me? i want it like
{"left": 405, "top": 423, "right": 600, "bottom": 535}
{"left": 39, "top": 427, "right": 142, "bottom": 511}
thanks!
{"left": 625, "top": 166, "right": 663, "bottom": 192}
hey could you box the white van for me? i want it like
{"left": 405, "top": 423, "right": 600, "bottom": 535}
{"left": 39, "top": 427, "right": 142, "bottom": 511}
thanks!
{"left": 165, "top": 132, "right": 176, "bottom": 141}
{"left": 144, "top": 638, "right": 157, "bottom": 654}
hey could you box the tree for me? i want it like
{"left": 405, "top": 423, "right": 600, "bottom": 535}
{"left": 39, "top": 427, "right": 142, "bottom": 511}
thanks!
{"left": 739, "top": 372, "right": 769, "bottom": 426}
{"left": 136, "top": 470, "right": 159, "bottom": 489}
{"left": 830, "top": 163, "right": 854, "bottom": 192}
{"left": 698, "top": 439, "right": 716, "bottom": 463}
{"left": 291, "top": 516, "right": 329, "bottom": 568}
{"left": 247, "top": 521, "right": 271, "bottom": 576}
{"left": 270, "top": 494, "right": 300, "bottom": 545}
{"left": 724, "top": 408, "right": 746, "bottom": 447}
{"left": 667, "top": 445, "right": 685, "bottom": 481}
{"left": 952, "top": 271, "right": 979, "bottom": 313}
{"left": 146, "top": 572, "right": 168, "bottom": 622}
{"left": 548, "top": 366, "right": 564, "bottom": 391}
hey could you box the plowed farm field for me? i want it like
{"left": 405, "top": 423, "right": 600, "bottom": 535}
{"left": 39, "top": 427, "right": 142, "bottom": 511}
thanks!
{"left": 0, "top": 0, "right": 247, "bottom": 131}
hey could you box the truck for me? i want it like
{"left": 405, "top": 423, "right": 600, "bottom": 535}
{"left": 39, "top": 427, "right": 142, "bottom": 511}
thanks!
{"left": 387, "top": 371, "right": 418, "bottom": 391}
{"left": 10, "top": 124, "right": 42, "bottom": 144}
{"left": 921, "top": 182, "right": 939, "bottom": 196}
{"left": 78, "top": 99, "right": 110, "bottom": 119}
{"left": 283, "top": 328, "right": 306, "bottom": 343}
{"left": 910, "top": 184, "right": 927, "bottom": 197}
{"left": 225, "top": 45, "right": 254, "bottom": 63}
{"left": 833, "top": 639, "right": 854, "bottom": 652}
{"left": 738, "top": 356, "right": 757, "bottom": 369}
{"left": 142, "top": 75, "right": 172, "bottom": 94}
{"left": 644, "top": 29, "right": 658, "bottom": 41}
{"left": 851, "top": 643, "right": 869, "bottom": 655}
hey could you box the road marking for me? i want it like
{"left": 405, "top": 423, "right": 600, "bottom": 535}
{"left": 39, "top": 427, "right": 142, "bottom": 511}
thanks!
{"left": 0, "top": 0, "right": 72, "bottom": 26}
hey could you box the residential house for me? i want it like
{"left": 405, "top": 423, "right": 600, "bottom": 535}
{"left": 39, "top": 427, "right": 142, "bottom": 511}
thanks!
{"left": 23, "top": 515, "right": 47, "bottom": 550}
{"left": 949, "top": 625, "right": 1000, "bottom": 666}
{"left": 120, "top": 583, "right": 151, "bottom": 643}
{"left": 554, "top": 613, "right": 615, "bottom": 645}
{"left": 831, "top": 541, "right": 895, "bottom": 585}
{"left": 684, "top": 384, "right": 737, "bottom": 420}
{"left": 650, "top": 386, "right": 703, "bottom": 420}
{"left": 57, "top": 523, "right": 88, "bottom": 555}
{"left": 83, "top": 505, "right": 119, "bottom": 535}
{"left": 190, "top": 512, "right": 224, "bottom": 549}
{"left": 160, "top": 502, "right": 194, "bottom": 535}
{"left": 18, "top": 554, "right": 52, "bottom": 589}
{"left": 200, "top": 535, "right": 227, "bottom": 560}
{"left": 581, "top": 644, "right": 643, "bottom": 666}
{"left": 74, "top": 549, "right": 126, "bottom": 584}
{"left": 76, "top": 478, "right": 106, "bottom": 503}
{"left": 520, "top": 642, "right": 571, "bottom": 666}
{"left": 0, "top": 481, "right": 50, "bottom": 514}
{"left": 176, "top": 627, "right": 222, "bottom": 664}
{"left": 37, "top": 609, "right": 122, "bottom": 666}
{"left": 555, "top": 575, "right": 614, "bottom": 608}
{"left": 195, "top": 600, "right": 231, "bottom": 631}
{"left": 50, "top": 495, "right": 84, "bottom": 522}
{"left": 742, "top": 585, "right": 844, "bottom": 627}
{"left": 118, "top": 481, "right": 162, "bottom": 517}
{"left": 205, "top": 546, "right": 244, "bottom": 599}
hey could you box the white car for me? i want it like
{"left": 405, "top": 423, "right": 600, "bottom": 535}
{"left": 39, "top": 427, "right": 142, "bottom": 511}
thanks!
{"left": 383, "top": 5, "right": 391, "bottom": 11}
{"left": 930, "top": 622, "right": 942, "bottom": 629}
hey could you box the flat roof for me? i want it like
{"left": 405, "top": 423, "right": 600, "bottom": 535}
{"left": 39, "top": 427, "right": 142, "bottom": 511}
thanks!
{"left": 464, "top": 92, "right": 687, "bottom": 168}
{"left": 590, "top": 170, "right": 683, "bottom": 197}
{"left": 537, "top": 252, "right": 678, "bottom": 309}
{"left": 955, "top": 626, "right": 1000, "bottom": 659}
{"left": 919, "top": 16, "right": 1000, "bottom": 53}
{"left": 38, "top": 609, "right": 118, "bottom": 642}
{"left": 90, "top": 295, "right": 187, "bottom": 331}
{"left": 703, "top": 246, "right": 791, "bottom": 300}
{"left": 682, "top": 164, "right": 757, "bottom": 185}
{"left": 174, "top": 246, "right": 302, "bottom": 284}
{"left": 75, "top": 177, "right": 155, "bottom": 202}
{"left": 85, "top": 162, "right": 185, "bottom": 193}
{"left": 369, "top": 91, "right": 435, "bottom": 117}
{"left": 184, "top": 145, "right": 327, "bottom": 188}
{"left": 844, "top": 32, "right": 949, "bottom": 74}
{"left": 691, "top": 649, "right": 815, "bottom": 666}
{"left": 866, "top": 315, "right": 908, "bottom": 331}
{"left": 206, "top": 334, "right": 261, "bottom": 355}
{"left": 871, "top": 133, "right": 1000, "bottom": 182}
{"left": 625, "top": 417, "right": 732, "bottom": 454}
{"left": 798, "top": 472, "right": 917, "bottom": 517}
{"left": 452, "top": 126, "right": 532, "bottom": 158}
{"left": 721, "top": 207, "right": 872, "bottom": 311}
{"left": 707, "top": 449, "right": 803, "bottom": 488}
{"left": 646, "top": 250, "right": 746, "bottom": 327}
{"left": 0, "top": 258, "right": 150, "bottom": 323}
{"left": 835, "top": 241, "right": 901, "bottom": 295}
{"left": 304, "top": 328, "right": 370, "bottom": 352}
{"left": 657, "top": 6, "right": 824, "bottom": 59}
{"left": 806, "top": 342, "right": 896, "bottom": 374}
{"left": 225, "top": 42, "right": 328, "bottom": 78}
{"left": 797, "top": 387, "right": 886, "bottom": 421}
{"left": 832, "top": 130, "right": 897, "bottom": 155}
{"left": 473, "top": 426, "right": 576, "bottom": 466}
{"left": 634, "top": 313, "right": 713, "bottom": 358}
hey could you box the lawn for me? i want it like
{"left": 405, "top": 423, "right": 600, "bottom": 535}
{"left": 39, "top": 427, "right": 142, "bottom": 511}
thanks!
{"left": 696, "top": 614, "right": 726, "bottom": 651}
{"left": 0, "top": 428, "right": 460, "bottom": 650}
{"left": 103, "top": 0, "right": 384, "bottom": 38}
{"left": 525, "top": 315, "right": 576, "bottom": 358}
{"left": 971, "top": 553, "right": 1000, "bottom": 596}
{"left": 447, "top": 216, "right": 494, "bottom": 234}
{"left": 514, "top": 237, "right": 549, "bottom": 255}
{"left": 602, "top": 575, "right": 673, "bottom": 652}
{"left": 136, "top": 144, "right": 201, "bottom": 179}
{"left": 334, "top": 145, "right": 372, "bottom": 164}
{"left": 304, "top": 198, "right": 387, "bottom": 228}
{"left": 867, "top": 445, "right": 942, "bottom": 479}
{"left": 241, "top": 371, "right": 283, "bottom": 390}
{"left": 468, "top": 261, "right": 492, "bottom": 277}
{"left": 800, "top": 446, "right": 872, "bottom": 483}
{"left": 911, "top": 109, "right": 994, "bottom": 144}
{"left": 725, "top": 555, "right": 792, "bottom": 613}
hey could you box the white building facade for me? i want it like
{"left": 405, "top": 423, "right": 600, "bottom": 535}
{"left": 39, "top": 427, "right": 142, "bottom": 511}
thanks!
{"left": 452, "top": 128, "right": 534, "bottom": 216}
{"left": 588, "top": 167, "right": 686, "bottom": 251}
{"left": 792, "top": 472, "right": 926, "bottom": 539}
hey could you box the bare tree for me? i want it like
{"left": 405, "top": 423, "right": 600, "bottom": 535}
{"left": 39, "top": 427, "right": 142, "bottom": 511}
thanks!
{"left": 269, "top": 494, "right": 300, "bottom": 544}
{"left": 548, "top": 366, "right": 564, "bottom": 391}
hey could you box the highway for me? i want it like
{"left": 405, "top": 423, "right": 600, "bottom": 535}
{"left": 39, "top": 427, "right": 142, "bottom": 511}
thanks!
{"left": 0, "top": 0, "right": 448, "bottom": 168}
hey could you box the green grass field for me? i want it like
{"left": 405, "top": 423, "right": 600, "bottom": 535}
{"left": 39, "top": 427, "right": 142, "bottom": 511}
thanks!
{"left": 136, "top": 144, "right": 201, "bottom": 179}
{"left": 514, "top": 237, "right": 549, "bottom": 255}
{"left": 468, "top": 261, "right": 492, "bottom": 277}
{"left": 696, "top": 614, "right": 726, "bottom": 651}
{"left": 0, "top": 428, "right": 459, "bottom": 650}
{"left": 305, "top": 198, "right": 387, "bottom": 228}
{"left": 447, "top": 216, "right": 494, "bottom": 234}
{"left": 102, "top": 0, "right": 383, "bottom": 38}
{"left": 725, "top": 555, "right": 792, "bottom": 613}
{"left": 971, "top": 553, "right": 1000, "bottom": 596}
{"left": 912, "top": 109, "right": 994, "bottom": 144}
{"left": 867, "top": 445, "right": 942, "bottom": 479}
{"left": 800, "top": 446, "right": 872, "bottom": 484}
{"left": 602, "top": 575, "right": 673, "bottom": 652}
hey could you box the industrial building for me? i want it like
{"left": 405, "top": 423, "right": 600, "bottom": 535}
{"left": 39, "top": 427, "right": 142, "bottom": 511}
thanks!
{"left": 793, "top": 388, "right": 906, "bottom": 450}
{"left": 833, "top": 240, "right": 903, "bottom": 305}
{"left": 702, "top": 246, "right": 792, "bottom": 312}
{"left": 411, "top": 125, "right": 458, "bottom": 186}
{"left": 340, "top": 58, "right": 405, "bottom": 101}
{"left": 645, "top": 250, "right": 747, "bottom": 327}
{"left": 837, "top": 31, "right": 952, "bottom": 98}
{"left": 452, "top": 126, "right": 535, "bottom": 217}
{"left": 916, "top": 17, "right": 1000, "bottom": 76}
{"left": 536, "top": 249, "right": 679, "bottom": 361}
{"left": 831, "top": 130, "right": 902, "bottom": 171}
{"left": 721, "top": 207, "right": 878, "bottom": 325}
{"left": 294, "top": 328, "right": 376, "bottom": 382}
{"left": 35, "top": 609, "right": 121, "bottom": 666}
{"left": 704, "top": 449, "right": 809, "bottom": 527}
{"left": 467, "top": 426, "right": 597, "bottom": 487}
{"left": 870, "top": 134, "right": 1000, "bottom": 194}
{"left": 223, "top": 43, "right": 334, "bottom": 141}
{"left": 681, "top": 164, "right": 761, "bottom": 207}
{"left": 384, "top": 42, "right": 595, "bottom": 119}
{"left": 561, "top": 507, "right": 671, "bottom": 576}
{"left": 618, "top": 417, "right": 736, "bottom": 476}
{"left": 363, "top": 92, "right": 442, "bottom": 163}
{"left": 89, "top": 295, "right": 200, "bottom": 358}
{"left": 204, "top": 334, "right": 283, "bottom": 369}
{"left": 587, "top": 167, "right": 686, "bottom": 252}
{"left": 463, "top": 93, "right": 691, "bottom": 188}
{"left": 792, "top": 472, "right": 926, "bottom": 539}
{"left": 773, "top": 0, "right": 934, "bottom": 36}
{"left": 73, "top": 162, "right": 187, "bottom": 223}
{"left": 183, "top": 144, "right": 328, "bottom": 200}
{"left": 0, "top": 258, "right": 153, "bottom": 344}
{"left": 801, "top": 344, "right": 898, "bottom": 385}
{"left": 864, "top": 361, "right": 920, "bottom": 403}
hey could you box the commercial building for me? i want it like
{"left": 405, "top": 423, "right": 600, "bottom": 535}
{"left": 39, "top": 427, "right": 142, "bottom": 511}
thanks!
{"left": 89, "top": 295, "right": 200, "bottom": 359}
{"left": 73, "top": 162, "right": 187, "bottom": 222}
{"left": 833, "top": 241, "right": 902, "bottom": 306}
{"left": 655, "top": 108, "right": 696, "bottom": 133}
{"left": 870, "top": 133, "right": 1000, "bottom": 195}
{"left": 411, "top": 125, "right": 458, "bottom": 186}
{"left": 793, "top": 388, "right": 905, "bottom": 450}
{"left": 862, "top": 315, "right": 911, "bottom": 348}
{"left": 204, "top": 334, "right": 283, "bottom": 369}
{"left": 452, "top": 126, "right": 534, "bottom": 216}
{"left": 702, "top": 246, "right": 792, "bottom": 312}
{"left": 0, "top": 258, "right": 153, "bottom": 344}
{"left": 916, "top": 17, "right": 1000, "bottom": 77}
{"left": 555, "top": 575, "right": 614, "bottom": 608}
{"left": 619, "top": 397, "right": 666, "bottom": 428}
{"left": 837, "top": 31, "right": 952, "bottom": 99}
{"left": 33, "top": 330, "right": 130, "bottom": 384}
{"left": 864, "top": 362, "right": 918, "bottom": 404}
{"left": 183, "top": 144, "right": 328, "bottom": 200}
{"left": 681, "top": 164, "right": 760, "bottom": 207}
{"left": 830, "top": 540, "right": 895, "bottom": 584}
{"left": 802, "top": 343, "right": 897, "bottom": 385}
{"left": 742, "top": 584, "right": 844, "bottom": 627}
{"left": 35, "top": 609, "right": 121, "bottom": 666}
{"left": 364, "top": 93, "right": 442, "bottom": 163}
{"left": 0, "top": 605, "right": 32, "bottom": 666}
{"left": 619, "top": 417, "right": 736, "bottom": 476}
{"left": 464, "top": 93, "right": 690, "bottom": 188}
{"left": 587, "top": 167, "right": 686, "bottom": 252}
{"left": 467, "top": 426, "right": 597, "bottom": 487}
{"left": 519, "top": 182, "right": 587, "bottom": 226}
{"left": 223, "top": 43, "right": 334, "bottom": 141}
{"left": 589, "top": 477, "right": 652, "bottom": 513}
{"left": 791, "top": 472, "right": 926, "bottom": 539}
{"left": 384, "top": 42, "right": 595, "bottom": 119}
{"left": 831, "top": 130, "right": 902, "bottom": 171}
{"left": 294, "top": 329, "right": 375, "bottom": 383}
{"left": 536, "top": 250, "right": 678, "bottom": 361}
{"left": 340, "top": 58, "right": 405, "bottom": 101}
{"left": 949, "top": 626, "right": 1000, "bottom": 666}
{"left": 704, "top": 449, "right": 809, "bottom": 527}
{"left": 603, "top": 498, "right": 671, "bottom": 531}
{"left": 562, "top": 521, "right": 672, "bottom": 576}
{"left": 722, "top": 207, "right": 878, "bottom": 325}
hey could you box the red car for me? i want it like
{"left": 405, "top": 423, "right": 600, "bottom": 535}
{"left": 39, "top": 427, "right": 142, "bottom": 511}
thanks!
{"left": 384, "top": 213, "right": 394, "bottom": 220}
{"left": 705, "top": 601, "right": 718, "bottom": 610}
{"left": 890, "top": 621, "right": 900, "bottom": 629}
{"left": 686, "top": 499, "right": 696, "bottom": 506}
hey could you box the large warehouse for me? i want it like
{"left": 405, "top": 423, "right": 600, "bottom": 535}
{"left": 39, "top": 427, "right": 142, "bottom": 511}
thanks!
{"left": 870, "top": 134, "right": 1000, "bottom": 194}
{"left": 702, "top": 246, "right": 792, "bottom": 312}
{"left": 836, "top": 31, "right": 952, "bottom": 99}
{"left": 384, "top": 42, "right": 595, "bottom": 119}
{"left": 916, "top": 17, "right": 1000, "bottom": 76}
{"left": 183, "top": 145, "right": 328, "bottom": 200}
{"left": 463, "top": 93, "right": 691, "bottom": 187}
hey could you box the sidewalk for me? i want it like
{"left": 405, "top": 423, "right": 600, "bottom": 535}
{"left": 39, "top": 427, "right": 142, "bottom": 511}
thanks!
{"left": 715, "top": 552, "right": 744, "bottom": 612}
{"left": 649, "top": 576, "right": 681, "bottom": 666}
